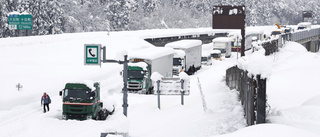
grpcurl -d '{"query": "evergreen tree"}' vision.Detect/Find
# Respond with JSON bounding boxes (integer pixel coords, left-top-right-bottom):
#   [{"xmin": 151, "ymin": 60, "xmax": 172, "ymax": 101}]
[{"xmin": 105, "ymin": 0, "xmax": 137, "ymax": 31}]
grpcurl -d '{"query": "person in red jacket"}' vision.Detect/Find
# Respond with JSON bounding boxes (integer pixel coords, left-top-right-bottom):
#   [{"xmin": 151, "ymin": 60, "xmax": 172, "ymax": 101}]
[{"xmin": 41, "ymin": 92, "xmax": 51, "ymax": 113}]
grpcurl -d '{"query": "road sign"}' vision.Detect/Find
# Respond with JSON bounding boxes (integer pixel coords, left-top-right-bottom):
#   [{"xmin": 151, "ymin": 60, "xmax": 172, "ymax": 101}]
[
  {"xmin": 84, "ymin": 44, "xmax": 101, "ymax": 65},
  {"xmin": 8, "ymin": 13, "xmax": 32, "ymax": 30}
]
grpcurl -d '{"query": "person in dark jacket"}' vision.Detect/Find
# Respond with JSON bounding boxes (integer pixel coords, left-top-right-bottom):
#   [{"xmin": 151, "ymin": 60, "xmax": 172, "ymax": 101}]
[{"xmin": 41, "ymin": 92, "xmax": 51, "ymax": 113}]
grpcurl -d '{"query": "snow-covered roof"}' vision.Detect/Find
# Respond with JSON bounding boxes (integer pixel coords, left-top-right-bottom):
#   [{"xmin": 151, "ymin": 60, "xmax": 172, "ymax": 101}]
[
  {"xmin": 67, "ymin": 80, "xmax": 96, "ymax": 90},
  {"xmin": 202, "ymin": 43, "xmax": 213, "ymax": 50},
  {"xmin": 128, "ymin": 62, "xmax": 148, "ymax": 70},
  {"xmin": 173, "ymin": 50, "xmax": 186, "ymax": 58},
  {"xmin": 202, "ymin": 50, "xmax": 211, "ymax": 56},
  {"xmin": 165, "ymin": 40, "xmax": 202, "ymax": 49},
  {"xmin": 129, "ymin": 47, "xmax": 174, "ymax": 60},
  {"xmin": 298, "ymin": 22, "xmax": 311, "ymax": 26},
  {"xmin": 211, "ymin": 50, "xmax": 221, "ymax": 54},
  {"xmin": 212, "ymin": 37, "xmax": 232, "ymax": 43}
]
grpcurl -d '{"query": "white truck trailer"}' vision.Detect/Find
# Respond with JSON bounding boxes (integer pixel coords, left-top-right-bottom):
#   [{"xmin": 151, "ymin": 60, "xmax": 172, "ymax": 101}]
[
  {"xmin": 212, "ymin": 37, "xmax": 232, "ymax": 58},
  {"xmin": 127, "ymin": 47, "xmax": 174, "ymax": 94},
  {"xmin": 201, "ymin": 43, "xmax": 213, "ymax": 65},
  {"xmin": 165, "ymin": 39, "xmax": 202, "ymax": 75}
]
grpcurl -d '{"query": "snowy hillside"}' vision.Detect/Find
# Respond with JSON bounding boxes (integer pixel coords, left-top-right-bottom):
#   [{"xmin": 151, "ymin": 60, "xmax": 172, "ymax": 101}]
[{"xmin": 0, "ymin": 28, "xmax": 320, "ymax": 137}]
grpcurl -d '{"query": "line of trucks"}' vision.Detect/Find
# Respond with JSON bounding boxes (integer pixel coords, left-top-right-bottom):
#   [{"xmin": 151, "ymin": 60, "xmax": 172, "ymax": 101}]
[
  {"xmin": 58, "ymin": 39, "xmax": 203, "ymax": 120},
  {"xmin": 59, "ymin": 38, "xmax": 235, "ymax": 120},
  {"xmin": 127, "ymin": 40, "xmax": 202, "ymax": 94}
]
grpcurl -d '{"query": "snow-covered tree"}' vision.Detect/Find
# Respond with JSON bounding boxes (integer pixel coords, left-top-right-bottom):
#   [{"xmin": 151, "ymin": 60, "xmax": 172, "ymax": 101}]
[
  {"xmin": 28, "ymin": 0, "xmax": 64, "ymax": 35},
  {"xmin": 142, "ymin": 0, "xmax": 161, "ymax": 16},
  {"xmin": 105, "ymin": 0, "xmax": 138, "ymax": 31}
]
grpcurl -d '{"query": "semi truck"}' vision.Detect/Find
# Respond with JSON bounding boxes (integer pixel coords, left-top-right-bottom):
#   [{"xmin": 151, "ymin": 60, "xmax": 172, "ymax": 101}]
[
  {"xmin": 212, "ymin": 37, "xmax": 232, "ymax": 58},
  {"xmin": 165, "ymin": 40, "xmax": 202, "ymax": 75},
  {"xmin": 59, "ymin": 82, "xmax": 114, "ymax": 120},
  {"xmin": 127, "ymin": 47, "xmax": 174, "ymax": 94}
]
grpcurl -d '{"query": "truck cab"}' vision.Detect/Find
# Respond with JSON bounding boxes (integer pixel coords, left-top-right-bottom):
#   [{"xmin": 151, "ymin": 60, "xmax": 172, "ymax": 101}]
[
  {"xmin": 165, "ymin": 40, "xmax": 202, "ymax": 75},
  {"xmin": 59, "ymin": 82, "xmax": 107, "ymax": 120},
  {"xmin": 212, "ymin": 37, "xmax": 232, "ymax": 58},
  {"xmin": 127, "ymin": 61, "xmax": 153, "ymax": 94},
  {"xmin": 127, "ymin": 47, "xmax": 174, "ymax": 94},
  {"xmin": 172, "ymin": 50, "xmax": 186, "ymax": 75},
  {"xmin": 201, "ymin": 49, "xmax": 212, "ymax": 65},
  {"xmin": 211, "ymin": 50, "xmax": 222, "ymax": 61}
]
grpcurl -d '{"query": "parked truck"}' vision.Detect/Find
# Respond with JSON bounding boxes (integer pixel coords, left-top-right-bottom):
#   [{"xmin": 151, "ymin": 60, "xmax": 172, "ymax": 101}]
[
  {"xmin": 165, "ymin": 40, "xmax": 202, "ymax": 75},
  {"xmin": 201, "ymin": 43, "xmax": 213, "ymax": 65},
  {"xmin": 127, "ymin": 47, "xmax": 174, "ymax": 94},
  {"xmin": 212, "ymin": 37, "xmax": 232, "ymax": 58},
  {"xmin": 59, "ymin": 82, "xmax": 114, "ymax": 120},
  {"xmin": 211, "ymin": 50, "xmax": 222, "ymax": 61}
]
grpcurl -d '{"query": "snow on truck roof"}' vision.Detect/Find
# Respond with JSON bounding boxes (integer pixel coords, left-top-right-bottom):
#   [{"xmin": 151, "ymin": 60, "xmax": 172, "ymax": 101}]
[
  {"xmin": 174, "ymin": 50, "xmax": 186, "ymax": 58},
  {"xmin": 211, "ymin": 50, "xmax": 221, "ymax": 54},
  {"xmin": 128, "ymin": 62, "xmax": 148, "ymax": 70},
  {"xmin": 298, "ymin": 22, "xmax": 311, "ymax": 26},
  {"xmin": 129, "ymin": 47, "xmax": 174, "ymax": 60},
  {"xmin": 165, "ymin": 39, "xmax": 202, "ymax": 49},
  {"xmin": 212, "ymin": 37, "xmax": 232, "ymax": 43},
  {"xmin": 66, "ymin": 80, "xmax": 96, "ymax": 90}
]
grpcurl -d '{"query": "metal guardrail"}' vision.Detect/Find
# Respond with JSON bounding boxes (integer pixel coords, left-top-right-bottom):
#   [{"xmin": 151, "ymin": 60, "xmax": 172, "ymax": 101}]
[
  {"xmin": 260, "ymin": 27, "xmax": 320, "ymax": 55},
  {"xmin": 291, "ymin": 28, "xmax": 320, "ymax": 42}
]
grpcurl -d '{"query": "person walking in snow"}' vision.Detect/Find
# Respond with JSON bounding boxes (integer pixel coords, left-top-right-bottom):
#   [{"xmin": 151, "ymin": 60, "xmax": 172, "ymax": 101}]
[{"xmin": 41, "ymin": 92, "xmax": 51, "ymax": 113}]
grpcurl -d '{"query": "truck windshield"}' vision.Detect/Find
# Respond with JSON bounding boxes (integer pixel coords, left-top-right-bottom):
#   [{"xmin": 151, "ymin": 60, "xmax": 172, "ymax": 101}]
[
  {"xmin": 271, "ymin": 31, "xmax": 281, "ymax": 35},
  {"xmin": 63, "ymin": 89, "xmax": 92, "ymax": 101},
  {"xmin": 201, "ymin": 57, "xmax": 208, "ymax": 62},
  {"xmin": 173, "ymin": 58, "xmax": 182, "ymax": 66},
  {"xmin": 128, "ymin": 70, "xmax": 145, "ymax": 79},
  {"xmin": 211, "ymin": 54, "xmax": 221, "ymax": 58}
]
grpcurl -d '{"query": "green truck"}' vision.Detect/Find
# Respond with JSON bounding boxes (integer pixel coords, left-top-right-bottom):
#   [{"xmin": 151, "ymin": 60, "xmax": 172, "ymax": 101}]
[{"xmin": 59, "ymin": 82, "xmax": 113, "ymax": 120}]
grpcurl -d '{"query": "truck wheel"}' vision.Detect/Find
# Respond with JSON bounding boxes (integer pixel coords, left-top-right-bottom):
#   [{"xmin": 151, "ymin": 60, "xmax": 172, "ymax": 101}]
[
  {"xmin": 148, "ymin": 87, "xmax": 154, "ymax": 94},
  {"xmin": 95, "ymin": 111, "xmax": 101, "ymax": 120},
  {"xmin": 101, "ymin": 110, "xmax": 108, "ymax": 120}
]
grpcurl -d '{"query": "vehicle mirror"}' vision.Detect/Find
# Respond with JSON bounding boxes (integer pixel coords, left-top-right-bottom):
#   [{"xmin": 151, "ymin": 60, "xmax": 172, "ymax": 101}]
[
  {"xmin": 144, "ymin": 71, "xmax": 148, "ymax": 76},
  {"xmin": 59, "ymin": 91, "xmax": 62, "ymax": 96},
  {"xmin": 120, "ymin": 71, "xmax": 123, "ymax": 76}
]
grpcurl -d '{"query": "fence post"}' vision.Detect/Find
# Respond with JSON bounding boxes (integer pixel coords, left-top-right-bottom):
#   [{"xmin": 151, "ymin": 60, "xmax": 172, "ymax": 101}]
[
  {"xmin": 157, "ymin": 80, "xmax": 161, "ymax": 109},
  {"xmin": 181, "ymin": 79, "xmax": 184, "ymax": 105},
  {"xmin": 256, "ymin": 75, "xmax": 266, "ymax": 124}
]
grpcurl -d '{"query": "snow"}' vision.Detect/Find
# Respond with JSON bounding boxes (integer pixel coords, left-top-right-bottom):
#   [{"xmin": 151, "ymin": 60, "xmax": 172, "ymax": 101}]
[
  {"xmin": 302, "ymin": 95, "xmax": 320, "ymax": 107},
  {"xmin": 298, "ymin": 22, "xmax": 312, "ymax": 27},
  {"xmin": 165, "ymin": 39, "xmax": 202, "ymax": 49},
  {"xmin": 1, "ymin": 27, "xmax": 320, "ymax": 137},
  {"xmin": 214, "ymin": 124, "xmax": 318, "ymax": 137},
  {"xmin": 211, "ymin": 50, "xmax": 222, "ymax": 54},
  {"xmin": 128, "ymin": 47, "xmax": 174, "ymax": 60},
  {"xmin": 202, "ymin": 43, "xmax": 213, "ymax": 56},
  {"xmin": 212, "ymin": 37, "xmax": 232, "ymax": 43},
  {"xmin": 174, "ymin": 50, "xmax": 186, "ymax": 58},
  {"xmin": 128, "ymin": 62, "xmax": 148, "ymax": 70},
  {"xmin": 8, "ymin": 11, "xmax": 20, "ymax": 15}
]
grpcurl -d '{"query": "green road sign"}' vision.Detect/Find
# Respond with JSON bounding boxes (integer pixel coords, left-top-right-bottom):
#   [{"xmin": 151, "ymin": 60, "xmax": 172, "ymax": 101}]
[
  {"xmin": 84, "ymin": 44, "xmax": 101, "ymax": 65},
  {"xmin": 8, "ymin": 14, "xmax": 32, "ymax": 30}
]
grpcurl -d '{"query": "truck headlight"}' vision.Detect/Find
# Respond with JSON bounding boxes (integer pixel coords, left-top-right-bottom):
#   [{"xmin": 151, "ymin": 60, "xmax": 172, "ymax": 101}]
[
  {"xmin": 87, "ymin": 116, "xmax": 92, "ymax": 120},
  {"xmin": 62, "ymin": 115, "xmax": 66, "ymax": 120}
]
